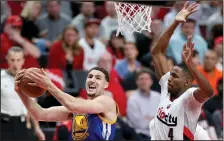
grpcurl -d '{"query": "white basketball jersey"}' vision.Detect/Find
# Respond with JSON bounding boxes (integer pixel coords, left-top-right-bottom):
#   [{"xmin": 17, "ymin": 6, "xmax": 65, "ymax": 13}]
[{"xmin": 150, "ymin": 72, "xmax": 203, "ymax": 140}]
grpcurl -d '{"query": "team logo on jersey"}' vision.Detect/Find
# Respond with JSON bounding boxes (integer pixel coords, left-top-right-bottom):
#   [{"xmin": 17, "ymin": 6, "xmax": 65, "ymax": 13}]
[
  {"xmin": 72, "ymin": 114, "xmax": 89, "ymax": 140},
  {"xmin": 157, "ymin": 107, "xmax": 177, "ymax": 126}
]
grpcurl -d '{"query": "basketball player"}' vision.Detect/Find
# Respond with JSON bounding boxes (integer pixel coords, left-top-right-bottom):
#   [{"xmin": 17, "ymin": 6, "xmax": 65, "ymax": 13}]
[
  {"xmin": 14, "ymin": 67, "xmax": 118, "ymax": 140},
  {"xmin": 149, "ymin": 1, "xmax": 213, "ymax": 140}
]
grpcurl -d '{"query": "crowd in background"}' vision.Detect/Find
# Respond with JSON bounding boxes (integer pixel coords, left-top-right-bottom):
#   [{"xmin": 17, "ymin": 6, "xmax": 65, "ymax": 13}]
[{"xmin": 1, "ymin": 0, "xmax": 223, "ymax": 140}]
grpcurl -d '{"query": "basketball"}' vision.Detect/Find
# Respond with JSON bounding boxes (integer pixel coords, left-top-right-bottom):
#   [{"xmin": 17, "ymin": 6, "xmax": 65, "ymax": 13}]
[{"xmin": 19, "ymin": 68, "xmax": 46, "ymax": 98}]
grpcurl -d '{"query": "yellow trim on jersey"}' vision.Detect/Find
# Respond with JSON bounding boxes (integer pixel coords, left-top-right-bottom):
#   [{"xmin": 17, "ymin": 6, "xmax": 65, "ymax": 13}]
[{"xmin": 98, "ymin": 102, "xmax": 119, "ymax": 124}]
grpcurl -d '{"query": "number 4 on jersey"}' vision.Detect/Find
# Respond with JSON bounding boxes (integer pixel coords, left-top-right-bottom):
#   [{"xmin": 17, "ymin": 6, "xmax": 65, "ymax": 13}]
[{"xmin": 168, "ymin": 128, "xmax": 174, "ymax": 140}]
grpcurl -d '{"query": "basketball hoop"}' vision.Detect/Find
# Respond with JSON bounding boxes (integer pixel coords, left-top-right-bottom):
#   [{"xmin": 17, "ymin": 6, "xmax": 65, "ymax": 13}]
[{"xmin": 114, "ymin": 2, "xmax": 152, "ymax": 36}]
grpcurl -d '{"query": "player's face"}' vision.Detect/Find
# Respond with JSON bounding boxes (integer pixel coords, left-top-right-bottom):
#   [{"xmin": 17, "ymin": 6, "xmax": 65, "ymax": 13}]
[
  {"xmin": 85, "ymin": 70, "xmax": 108, "ymax": 97},
  {"xmin": 7, "ymin": 51, "xmax": 25, "ymax": 75},
  {"xmin": 167, "ymin": 66, "xmax": 186, "ymax": 95}
]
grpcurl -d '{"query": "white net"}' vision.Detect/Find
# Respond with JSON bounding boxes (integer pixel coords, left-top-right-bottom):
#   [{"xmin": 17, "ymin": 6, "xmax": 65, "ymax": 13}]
[{"xmin": 114, "ymin": 2, "xmax": 152, "ymax": 36}]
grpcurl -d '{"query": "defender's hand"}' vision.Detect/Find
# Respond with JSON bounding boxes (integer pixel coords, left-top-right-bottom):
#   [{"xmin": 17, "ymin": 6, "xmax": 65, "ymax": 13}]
[
  {"xmin": 175, "ymin": 1, "xmax": 200, "ymax": 23},
  {"xmin": 182, "ymin": 36, "xmax": 195, "ymax": 64}
]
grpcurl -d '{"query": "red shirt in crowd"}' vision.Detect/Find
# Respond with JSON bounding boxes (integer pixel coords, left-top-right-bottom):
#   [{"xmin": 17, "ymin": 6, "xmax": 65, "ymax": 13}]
[
  {"xmin": 7, "ymin": 1, "xmax": 25, "ymax": 16},
  {"xmin": 79, "ymin": 69, "xmax": 127, "ymax": 116},
  {"xmin": 107, "ymin": 47, "xmax": 124, "ymax": 67},
  {"xmin": 193, "ymin": 65, "xmax": 222, "ymax": 95},
  {"xmin": 48, "ymin": 40, "xmax": 84, "ymax": 70},
  {"xmin": 0, "ymin": 33, "xmax": 40, "ymax": 69}
]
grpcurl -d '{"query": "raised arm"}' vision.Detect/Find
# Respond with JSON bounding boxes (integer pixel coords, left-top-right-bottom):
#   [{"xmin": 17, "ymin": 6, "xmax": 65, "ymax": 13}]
[
  {"xmin": 150, "ymin": 1, "xmax": 199, "ymax": 80},
  {"xmin": 6, "ymin": 25, "xmax": 41, "ymax": 58},
  {"xmin": 15, "ymin": 70, "xmax": 72, "ymax": 122},
  {"xmin": 182, "ymin": 36, "xmax": 213, "ymax": 103},
  {"xmin": 26, "ymin": 69, "xmax": 116, "ymax": 115}
]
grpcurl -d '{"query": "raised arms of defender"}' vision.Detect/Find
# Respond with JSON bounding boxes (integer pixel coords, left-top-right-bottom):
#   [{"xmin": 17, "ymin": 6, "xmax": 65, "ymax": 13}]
[{"xmin": 150, "ymin": 2, "xmax": 199, "ymax": 80}]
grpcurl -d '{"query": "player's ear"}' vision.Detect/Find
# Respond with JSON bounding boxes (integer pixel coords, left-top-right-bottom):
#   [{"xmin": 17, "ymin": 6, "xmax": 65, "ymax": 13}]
[
  {"xmin": 104, "ymin": 81, "xmax": 109, "ymax": 89},
  {"xmin": 185, "ymin": 79, "xmax": 190, "ymax": 87}
]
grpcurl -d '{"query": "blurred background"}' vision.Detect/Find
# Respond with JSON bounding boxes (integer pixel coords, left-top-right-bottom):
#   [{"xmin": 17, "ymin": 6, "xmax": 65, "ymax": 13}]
[{"xmin": 1, "ymin": 0, "xmax": 223, "ymax": 140}]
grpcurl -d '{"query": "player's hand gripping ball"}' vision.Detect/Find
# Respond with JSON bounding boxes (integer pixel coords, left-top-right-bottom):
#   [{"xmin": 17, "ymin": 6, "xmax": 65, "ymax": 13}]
[{"xmin": 19, "ymin": 68, "xmax": 46, "ymax": 98}]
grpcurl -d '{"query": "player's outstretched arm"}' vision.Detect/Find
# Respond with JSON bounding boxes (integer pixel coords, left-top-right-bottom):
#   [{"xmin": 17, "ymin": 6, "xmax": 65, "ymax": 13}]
[
  {"xmin": 150, "ymin": 1, "xmax": 199, "ymax": 80},
  {"xmin": 15, "ymin": 70, "xmax": 72, "ymax": 122},
  {"xmin": 26, "ymin": 69, "xmax": 115, "ymax": 115},
  {"xmin": 182, "ymin": 36, "xmax": 213, "ymax": 103}
]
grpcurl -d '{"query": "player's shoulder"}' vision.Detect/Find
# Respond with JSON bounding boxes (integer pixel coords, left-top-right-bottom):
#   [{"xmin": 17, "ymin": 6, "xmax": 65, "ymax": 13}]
[
  {"xmin": 159, "ymin": 71, "xmax": 170, "ymax": 85},
  {"xmin": 96, "ymin": 95, "xmax": 115, "ymax": 104},
  {"xmin": 184, "ymin": 87, "xmax": 198, "ymax": 95},
  {"xmin": 179, "ymin": 87, "xmax": 198, "ymax": 101}
]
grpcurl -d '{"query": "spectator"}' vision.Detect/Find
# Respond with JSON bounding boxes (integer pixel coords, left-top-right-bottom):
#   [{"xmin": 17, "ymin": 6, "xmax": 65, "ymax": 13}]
[
  {"xmin": 48, "ymin": 25, "xmax": 84, "ymax": 70},
  {"xmin": 100, "ymin": 1, "xmax": 135, "ymax": 44},
  {"xmin": 213, "ymin": 36, "xmax": 223, "ymax": 71},
  {"xmin": 35, "ymin": 0, "xmax": 71, "ymax": 41},
  {"xmin": 199, "ymin": 1, "xmax": 221, "ymax": 24},
  {"xmin": 1, "ymin": 47, "xmax": 45, "ymax": 140},
  {"xmin": 1, "ymin": 1, "xmax": 11, "ymax": 33},
  {"xmin": 40, "ymin": 0, "xmax": 73, "ymax": 19},
  {"xmin": 20, "ymin": 1, "xmax": 51, "ymax": 54},
  {"xmin": 203, "ymin": 78, "xmax": 223, "ymax": 116},
  {"xmin": 0, "ymin": 15, "xmax": 41, "ymax": 69},
  {"xmin": 7, "ymin": 1, "xmax": 25, "ymax": 16},
  {"xmin": 163, "ymin": 1, "xmax": 201, "ymax": 35},
  {"xmin": 167, "ymin": 18, "xmax": 208, "ymax": 64},
  {"xmin": 127, "ymin": 69, "xmax": 160, "ymax": 139},
  {"xmin": 78, "ymin": 18, "xmax": 106, "ymax": 71},
  {"xmin": 80, "ymin": 52, "xmax": 127, "ymax": 116},
  {"xmin": 193, "ymin": 50, "xmax": 222, "ymax": 95},
  {"xmin": 192, "ymin": 50, "xmax": 201, "ymax": 66},
  {"xmin": 20, "ymin": 1, "xmax": 41, "ymax": 41},
  {"xmin": 71, "ymin": 2, "xmax": 95, "ymax": 38},
  {"xmin": 115, "ymin": 42, "xmax": 141, "ymax": 79},
  {"xmin": 135, "ymin": 19, "xmax": 163, "ymax": 60},
  {"xmin": 206, "ymin": 5, "xmax": 223, "ymax": 40},
  {"xmin": 203, "ymin": 78, "xmax": 223, "ymax": 138},
  {"xmin": 107, "ymin": 30, "xmax": 125, "ymax": 67}
]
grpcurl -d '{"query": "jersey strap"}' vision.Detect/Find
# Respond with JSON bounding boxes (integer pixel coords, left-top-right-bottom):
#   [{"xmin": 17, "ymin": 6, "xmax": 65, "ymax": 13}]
[
  {"xmin": 98, "ymin": 102, "xmax": 119, "ymax": 124},
  {"xmin": 183, "ymin": 126, "xmax": 194, "ymax": 140}
]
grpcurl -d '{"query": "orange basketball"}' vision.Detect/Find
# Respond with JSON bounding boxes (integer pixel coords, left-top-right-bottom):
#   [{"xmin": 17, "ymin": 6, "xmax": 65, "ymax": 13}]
[{"xmin": 19, "ymin": 68, "xmax": 46, "ymax": 98}]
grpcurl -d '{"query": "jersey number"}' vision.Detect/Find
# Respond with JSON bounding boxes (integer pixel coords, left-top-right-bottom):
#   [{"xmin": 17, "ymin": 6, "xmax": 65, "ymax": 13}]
[{"xmin": 168, "ymin": 128, "xmax": 174, "ymax": 140}]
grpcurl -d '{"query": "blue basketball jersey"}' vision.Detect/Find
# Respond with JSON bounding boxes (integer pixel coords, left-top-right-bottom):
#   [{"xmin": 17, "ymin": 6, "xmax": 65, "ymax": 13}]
[{"xmin": 70, "ymin": 107, "xmax": 118, "ymax": 141}]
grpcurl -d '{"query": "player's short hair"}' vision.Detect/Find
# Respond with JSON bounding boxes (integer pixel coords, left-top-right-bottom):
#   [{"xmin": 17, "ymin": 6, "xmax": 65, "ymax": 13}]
[
  {"xmin": 181, "ymin": 18, "xmax": 196, "ymax": 27},
  {"xmin": 136, "ymin": 68, "xmax": 154, "ymax": 79},
  {"xmin": 176, "ymin": 62, "xmax": 194, "ymax": 80},
  {"xmin": 7, "ymin": 46, "xmax": 25, "ymax": 57},
  {"xmin": 89, "ymin": 67, "xmax": 109, "ymax": 82}
]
